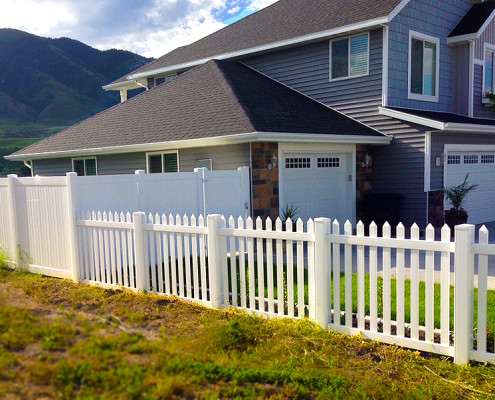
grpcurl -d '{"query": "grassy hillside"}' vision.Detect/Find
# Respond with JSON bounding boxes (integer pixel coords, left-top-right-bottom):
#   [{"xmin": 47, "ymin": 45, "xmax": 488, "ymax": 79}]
[{"xmin": 0, "ymin": 28, "xmax": 152, "ymax": 175}]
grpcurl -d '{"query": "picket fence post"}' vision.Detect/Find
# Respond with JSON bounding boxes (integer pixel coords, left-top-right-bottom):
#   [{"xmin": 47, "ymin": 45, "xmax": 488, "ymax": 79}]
[
  {"xmin": 194, "ymin": 167, "xmax": 207, "ymax": 217},
  {"xmin": 6, "ymin": 174, "xmax": 20, "ymax": 265},
  {"xmin": 66, "ymin": 172, "xmax": 81, "ymax": 283},
  {"xmin": 454, "ymin": 224, "xmax": 475, "ymax": 365},
  {"xmin": 313, "ymin": 217, "xmax": 332, "ymax": 328},
  {"xmin": 207, "ymin": 214, "xmax": 226, "ymax": 308},
  {"xmin": 133, "ymin": 211, "xmax": 148, "ymax": 292}
]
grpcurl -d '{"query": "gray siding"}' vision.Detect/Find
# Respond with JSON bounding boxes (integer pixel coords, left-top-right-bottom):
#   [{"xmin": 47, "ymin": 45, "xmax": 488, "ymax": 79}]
[
  {"xmin": 475, "ymin": 17, "xmax": 495, "ymax": 60},
  {"xmin": 430, "ymin": 132, "xmax": 495, "ymax": 190},
  {"xmin": 473, "ymin": 64, "xmax": 495, "ymax": 119},
  {"xmin": 33, "ymin": 158, "xmax": 72, "ymax": 176},
  {"xmin": 388, "ymin": 0, "xmax": 471, "ymax": 111},
  {"xmin": 97, "ymin": 153, "xmax": 146, "ymax": 175},
  {"xmin": 242, "ymin": 28, "xmax": 383, "ymax": 107},
  {"xmin": 179, "ymin": 144, "xmax": 250, "ymax": 171},
  {"xmin": 32, "ymin": 144, "xmax": 250, "ymax": 176},
  {"xmin": 452, "ymin": 44, "xmax": 470, "ymax": 116}
]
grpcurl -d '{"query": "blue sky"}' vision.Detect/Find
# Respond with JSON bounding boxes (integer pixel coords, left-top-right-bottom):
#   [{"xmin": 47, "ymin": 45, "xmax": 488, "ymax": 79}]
[{"xmin": 0, "ymin": 0, "xmax": 277, "ymax": 58}]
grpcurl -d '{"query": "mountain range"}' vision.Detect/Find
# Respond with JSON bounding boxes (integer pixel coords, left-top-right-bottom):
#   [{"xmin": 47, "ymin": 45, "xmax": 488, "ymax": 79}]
[{"xmin": 0, "ymin": 28, "xmax": 151, "ymax": 138}]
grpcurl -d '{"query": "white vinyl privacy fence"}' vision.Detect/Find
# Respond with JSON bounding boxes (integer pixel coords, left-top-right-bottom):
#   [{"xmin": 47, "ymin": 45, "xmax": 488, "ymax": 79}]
[{"xmin": 0, "ymin": 173, "xmax": 493, "ymax": 365}]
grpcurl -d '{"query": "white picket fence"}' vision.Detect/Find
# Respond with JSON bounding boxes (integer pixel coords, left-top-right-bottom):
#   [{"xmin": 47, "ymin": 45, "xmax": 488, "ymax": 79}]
[{"xmin": 0, "ymin": 175, "xmax": 493, "ymax": 365}]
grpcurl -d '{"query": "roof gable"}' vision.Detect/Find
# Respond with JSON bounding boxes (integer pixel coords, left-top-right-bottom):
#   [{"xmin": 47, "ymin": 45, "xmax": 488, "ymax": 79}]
[{"xmin": 448, "ymin": 0, "xmax": 495, "ymax": 42}]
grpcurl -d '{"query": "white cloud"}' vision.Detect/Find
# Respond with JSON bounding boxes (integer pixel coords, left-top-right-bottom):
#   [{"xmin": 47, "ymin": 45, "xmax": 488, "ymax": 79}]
[{"xmin": 0, "ymin": 0, "xmax": 279, "ymax": 58}]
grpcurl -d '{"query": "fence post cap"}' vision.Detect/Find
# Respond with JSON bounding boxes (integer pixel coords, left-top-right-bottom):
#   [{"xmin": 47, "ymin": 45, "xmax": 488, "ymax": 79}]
[
  {"xmin": 7, "ymin": 174, "xmax": 18, "ymax": 178},
  {"xmin": 134, "ymin": 169, "xmax": 145, "ymax": 175}
]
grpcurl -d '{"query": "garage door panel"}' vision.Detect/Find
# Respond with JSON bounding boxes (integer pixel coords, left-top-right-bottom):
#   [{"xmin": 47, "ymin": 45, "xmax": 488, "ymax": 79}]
[
  {"xmin": 283, "ymin": 153, "xmax": 351, "ymax": 223},
  {"xmin": 445, "ymin": 150, "xmax": 495, "ymax": 224}
]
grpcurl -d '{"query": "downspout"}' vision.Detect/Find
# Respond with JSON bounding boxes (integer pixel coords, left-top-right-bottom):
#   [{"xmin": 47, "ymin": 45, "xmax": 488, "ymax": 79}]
[{"xmin": 23, "ymin": 160, "xmax": 33, "ymax": 177}]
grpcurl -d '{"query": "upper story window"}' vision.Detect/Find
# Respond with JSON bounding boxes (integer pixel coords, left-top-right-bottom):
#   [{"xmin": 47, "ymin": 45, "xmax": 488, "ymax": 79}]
[
  {"xmin": 408, "ymin": 31, "xmax": 439, "ymax": 102},
  {"xmin": 147, "ymin": 74, "xmax": 177, "ymax": 89},
  {"xmin": 484, "ymin": 45, "xmax": 495, "ymax": 97},
  {"xmin": 73, "ymin": 157, "xmax": 97, "ymax": 176},
  {"xmin": 330, "ymin": 33, "xmax": 369, "ymax": 81},
  {"xmin": 147, "ymin": 151, "xmax": 179, "ymax": 173}
]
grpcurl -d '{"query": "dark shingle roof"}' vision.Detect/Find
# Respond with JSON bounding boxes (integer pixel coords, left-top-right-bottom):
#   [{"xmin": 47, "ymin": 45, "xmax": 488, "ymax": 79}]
[
  {"xmin": 387, "ymin": 107, "xmax": 495, "ymax": 126},
  {"xmin": 12, "ymin": 60, "xmax": 383, "ymax": 157},
  {"xmin": 449, "ymin": 0, "xmax": 495, "ymax": 38},
  {"xmin": 109, "ymin": 0, "xmax": 403, "ymax": 85}
]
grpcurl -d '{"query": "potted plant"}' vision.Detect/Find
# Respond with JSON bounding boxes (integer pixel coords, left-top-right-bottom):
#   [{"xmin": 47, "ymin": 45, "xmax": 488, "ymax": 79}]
[{"xmin": 444, "ymin": 174, "xmax": 478, "ymax": 230}]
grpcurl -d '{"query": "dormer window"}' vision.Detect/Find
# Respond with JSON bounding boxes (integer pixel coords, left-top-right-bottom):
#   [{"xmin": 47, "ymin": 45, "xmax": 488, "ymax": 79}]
[
  {"xmin": 484, "ymin": 46, "xmax": 495, "ymax": 97},
  {"xmin": 330, "ymin": 33, "xmax": 369, "ymax": 81},
  {"xmin": 408, "ymin": 31, "xmax": 439, "ymax": 102}
]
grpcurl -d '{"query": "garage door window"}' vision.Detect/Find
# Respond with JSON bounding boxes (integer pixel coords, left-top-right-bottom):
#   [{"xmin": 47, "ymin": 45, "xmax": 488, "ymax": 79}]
[
  {"xmin": 464, "ymin": 155, "xmax": 479, "ymax": 164},
  {"xmin": 285, "ymin": 158, "xmax": 310, "ymax": 168},
  {"xmin": 481, "ymin": 154, "xmax": 494, "ymax": 164},
  {"xmin": 317, "ymin": 157, "xmax": 340, "ymax": 168},
  {"xmin": 447, "ymin": 155, "xmax": 460, "ymax": 165}
]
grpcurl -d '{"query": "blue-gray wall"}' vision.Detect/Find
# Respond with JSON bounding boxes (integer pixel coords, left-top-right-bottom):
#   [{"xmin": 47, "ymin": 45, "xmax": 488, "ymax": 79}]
[{"xmin": 388, "ymin": 0, "xmax": 471, "ymax": 111}]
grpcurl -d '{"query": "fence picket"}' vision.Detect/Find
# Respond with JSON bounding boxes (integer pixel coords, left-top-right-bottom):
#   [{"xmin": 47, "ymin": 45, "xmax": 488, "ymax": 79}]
[
  {"xmin": 383, "ymin": 222, "xmax": 391, "ymax": 335},
  {"xmin": 296, "ymin": 219, "xmax": 305, "ymax": 317},
  {"xmin": 247, "ymin": 217, "xmax": 256, "ymax": 310},
  {"xmin": 440, "ymin": 224, "xmax": 451, "ymax": 346},
  {"xmin": 369, "ymin": 222, "xmax": 378, "ymax": 332},
  {"xmin": 126, "ymin": 212, "xmax": 134, "ymax": 288},
  {"xmin": 275, "ymin": 218, "xmax": 284, "ymax": 315},
  {"xmin": 108, "ymin": 212, "xmax": 116, "ymax": 285},
  {"xmin": 199, "ymin": 215, "xmax": 207, "ymax": 301},
  {"xmin": 266, "ymin": 217, "xmax": 274, "ymax": 314},
  {"xmin": 344, "ymin": 220, "xmax": 353, "ymax": 327},
  {"xmin": 176, "ymin": 214, "xmax": 185, "ymax": 297},
  {"xmin": 148, "ymin": 213, "xmax": 157, "ymax": 292},
  {"xmin": 238, "ymin": 216, "xmax": 247, "ymax": 308},
  {"xmin": 411, "ymin": 223, "xmax": 420, "ymax": 340},
  {"xmin": 229, "ymin": 216, "xmax": 237, "ymax": 307},
  {"xmin": 184, "ymin": 215, "xmax": 192, "ymax": 299},
  {"xmin": 169, "ymin": 214, "xmax": 177, "ymax": 296},
  {"xmin": 256, "ymin": 217, "xmax": 265, "ymax": 312},
  {"xmin": 357, "ymin": 221, "xmax": 365, "ymax": 330},
  {"xmin": 162, "ymin": 213, "xmax": 171, "ymax": 294},
  {"xmin": 332, "ymin": 220, "xmax": 341, "ymax": 325},
  {"xmin": 425, "ymin": 224, "xmax": 435, "ymax": 342},
  {"xmin": 307, "ymin": 219, "xmax": 315, "ymax": 320},
  {"xmin": 396, "ymin": 223, "xmax": 405, "ymax": 338},
  {"xmin": 286, "ymin": 218, "xmax": 295, "ymax": 317},
  {"xmin": 191, "ymin": 215, "xmax": 199, "ymax": 300},
  {"xmin": 103, "ymin": 212, "xmax": 111, "ymax": 285},
  {"xmin": 155, "ymin": 213, "xmax": 164, "ymax": 293},
  {"xmin": 96, "ymin": 212, "xmax": 103, "ymax": 282},
  {"xmin": 478, "ymin": 226, "xmax": 489, "ymax": 353}
]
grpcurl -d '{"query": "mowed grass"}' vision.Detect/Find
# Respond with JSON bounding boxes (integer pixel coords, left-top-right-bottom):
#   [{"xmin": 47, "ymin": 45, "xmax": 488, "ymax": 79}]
[{"xmin": 1, "ymin": 266, "xmax": 495, "ymax": 399}]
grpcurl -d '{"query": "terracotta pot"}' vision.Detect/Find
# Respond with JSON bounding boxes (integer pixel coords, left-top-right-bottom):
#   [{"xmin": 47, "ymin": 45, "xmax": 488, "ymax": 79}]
[{"xmin": 444, "ymin": 213, "xmax": 468, "ymax": 231}]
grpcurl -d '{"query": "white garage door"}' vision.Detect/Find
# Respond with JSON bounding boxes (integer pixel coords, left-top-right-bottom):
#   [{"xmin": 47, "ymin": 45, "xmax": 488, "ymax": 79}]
[
  {"xmin": 282, "ymin": 153, "xmax": 351, "ymax": 223},
  {"xmin": 445, "ymin": 151, "xmax": 495, "ymax": 224}
]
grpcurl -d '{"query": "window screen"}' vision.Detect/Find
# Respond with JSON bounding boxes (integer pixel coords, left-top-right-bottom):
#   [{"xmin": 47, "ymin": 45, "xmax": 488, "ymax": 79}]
[
  {"xmin": 331, "ymin": 38, "xmax": 349, "ymax": 79},
  {"xmin": 149, "ymin": 155, "xmax": 162, "ymax": 173},
  {"xmin": 331, "ymin": 34, "xmax": 369, "ymax": 80},
  {"xmin": 85, "ymin": 158, "xmax": 97, "ymax": 176},
  {"xmin": 163, "ymin": 153, "xmax": 178, "ymax": 173},
  {"xmin": 73, "ymin": 160, "xmax": 85, "ymax": 176}
]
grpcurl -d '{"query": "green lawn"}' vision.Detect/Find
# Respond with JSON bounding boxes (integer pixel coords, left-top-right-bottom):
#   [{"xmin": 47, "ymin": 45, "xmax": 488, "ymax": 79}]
[{"xmin": 1, "ymin": 265, "xmax": 495, "ymax": 399}]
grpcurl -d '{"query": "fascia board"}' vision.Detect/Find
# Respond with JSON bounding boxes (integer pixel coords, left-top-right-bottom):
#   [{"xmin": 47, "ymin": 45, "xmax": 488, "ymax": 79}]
[{"xmin": 378, "ymin": 107, "xmax": 446, "ymax": 130}]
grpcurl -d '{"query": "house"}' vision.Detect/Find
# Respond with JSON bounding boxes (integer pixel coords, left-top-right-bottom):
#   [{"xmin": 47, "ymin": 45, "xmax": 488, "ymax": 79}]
[{"xmin": 7, "ymin": 0, "xmax": 495, "ymax": 227}]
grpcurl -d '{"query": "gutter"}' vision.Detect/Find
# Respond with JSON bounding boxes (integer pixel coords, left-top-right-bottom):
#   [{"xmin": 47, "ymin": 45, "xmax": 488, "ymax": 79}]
[
  {"xmin": 6, "ymin": 132, "xmax": 391, "ymax": 161},
  {"xmin": 378, "ymin": 106, "xmax": 495, "ymax": 133}
]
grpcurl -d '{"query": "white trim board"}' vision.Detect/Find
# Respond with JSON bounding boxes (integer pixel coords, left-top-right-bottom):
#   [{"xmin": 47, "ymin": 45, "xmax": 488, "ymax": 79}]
[
  {"xmin": 424, "ymin": 131, "xmax": 431, "ymax": 192},
  {"xmin": 378, "ymin": 107, "xmax": 495, "ymax": 133},
  {"xmin": 8, "ymin": 132, "xmax": 391, "ymax": 161}
]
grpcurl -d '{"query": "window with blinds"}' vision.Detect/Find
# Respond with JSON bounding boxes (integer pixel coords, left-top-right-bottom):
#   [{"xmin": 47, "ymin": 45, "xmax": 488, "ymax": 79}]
[
  {"xmin": 409, "ymin": 31, "xmax": 439, "ymax": 101},
  {"xmin": 147, "ymin": 152, "xmax": 178, "ymax": 173},
  {"xmin": 330, "ymin": 33, "xmax": 369, "ymax": 80},
  {"xmin": 73, "ymin": 158, "xmax": 97, "ymax": 176}
]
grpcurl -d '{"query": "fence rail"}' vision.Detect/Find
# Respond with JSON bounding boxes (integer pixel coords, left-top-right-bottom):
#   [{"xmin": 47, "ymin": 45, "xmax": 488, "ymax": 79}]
[{"xmin": 0, "ymin": 176, "xmax": 494, "ymax": 365}]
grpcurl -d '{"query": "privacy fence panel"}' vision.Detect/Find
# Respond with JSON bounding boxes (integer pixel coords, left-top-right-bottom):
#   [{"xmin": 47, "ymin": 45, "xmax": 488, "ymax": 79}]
[{"xmin": 0, "ymin": 181, "xmax": 12, "ymax": 254}]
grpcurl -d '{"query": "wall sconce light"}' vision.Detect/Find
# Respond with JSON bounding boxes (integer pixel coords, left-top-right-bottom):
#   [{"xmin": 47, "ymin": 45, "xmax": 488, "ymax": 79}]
[{"xmin": 272, "ymin": 154, "xmax": 278, "ymax": 168}]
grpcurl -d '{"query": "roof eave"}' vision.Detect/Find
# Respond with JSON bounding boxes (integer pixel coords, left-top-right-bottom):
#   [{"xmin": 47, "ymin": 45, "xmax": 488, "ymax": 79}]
[
  {"xmin": 6, "ymin": 132, "xmax": 390, "ymax": 161},
  {"xmin": 102, "ymin": 80, "xmax": 142, "ymax": 91},
  {"xmin": 447, "ymin": 8, "xmax": 495, "ymax": 45},
  {"xmin": 127, "ymin": 16, "xmax": 390, "ymax": 81}
]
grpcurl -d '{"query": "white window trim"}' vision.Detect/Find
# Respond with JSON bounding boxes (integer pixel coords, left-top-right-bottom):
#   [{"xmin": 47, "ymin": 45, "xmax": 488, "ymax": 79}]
[
  {"xmin": 72, "ymin": 157, "xmax": 98, "ymax": 176},
  {"xmin": 407, "ymin": 30, "xmax": 440, "ymax": 103},
  {"xmin": 146, "ymin": 150, "xmax": 179, "ymax": 173},
  {"xmin": 329, "ymin": 31, "xmax": 370, "ymax": 82},
  {"xmin": 482, "ymin": 42, "xmax": 495, "ymax": 102},
  {"xmin": 154, "ymin": 73, "xmax": 177, "ymax": 86}
]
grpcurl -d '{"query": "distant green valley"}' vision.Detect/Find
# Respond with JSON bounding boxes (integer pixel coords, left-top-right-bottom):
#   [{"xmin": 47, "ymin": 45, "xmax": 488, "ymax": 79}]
[{"xmin": 0, "ymin": 28, "xmax": 151, "ymax": 175}]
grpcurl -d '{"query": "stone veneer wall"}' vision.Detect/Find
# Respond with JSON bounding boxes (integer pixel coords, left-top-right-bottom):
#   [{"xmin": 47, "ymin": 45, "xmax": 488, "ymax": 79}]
[
  {"xmin": 251, "ymin": 143, "xmax": 279, "ymax": 220},
  {"xmin": 356, "ymin": 145, "xmax": 373, "ymax": 222},
  {"xmin": 428, "ymin": 190, "xmax": 444, "ymax": 228}
]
